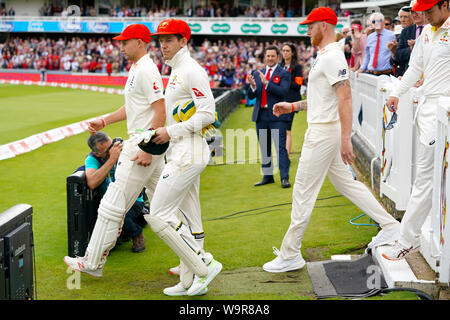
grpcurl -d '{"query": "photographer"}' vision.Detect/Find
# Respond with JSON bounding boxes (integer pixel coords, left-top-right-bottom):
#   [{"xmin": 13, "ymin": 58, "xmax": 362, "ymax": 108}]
[{"xmin": 85, "ymin": 131, "xmax": 146, "ymax": 253}]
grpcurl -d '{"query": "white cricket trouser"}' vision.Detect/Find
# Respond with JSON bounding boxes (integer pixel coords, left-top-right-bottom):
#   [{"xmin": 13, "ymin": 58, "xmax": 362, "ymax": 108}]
[
  {"xmin": 149, "ymin": 137, "xmax": 211, "ymax": 281},
  {"xmin": 399, "ymin": 98, "xmax": 437, "ymax": 247},
  {"xmin": 280, "ymin": 121, "xmax": 399, "ymax": 260},
  {"xmin": 84, "ymin": 135, "xmax": 164, "ymax": 269},
  {"xmin": 150, "ymin": 140, "xmax": 209, "ymax": 233}
]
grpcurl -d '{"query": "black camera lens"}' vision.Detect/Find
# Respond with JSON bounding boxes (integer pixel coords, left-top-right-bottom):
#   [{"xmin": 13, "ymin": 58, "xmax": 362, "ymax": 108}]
[{"xmin": 107, "ymin": 137, "xmax": 123, "ymax": 153}]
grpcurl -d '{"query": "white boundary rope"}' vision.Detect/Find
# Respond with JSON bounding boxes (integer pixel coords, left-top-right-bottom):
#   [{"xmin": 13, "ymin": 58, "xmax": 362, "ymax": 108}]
[{"xmin": 0, "ymin": 80, "xmax": 118, "ymax": 161}]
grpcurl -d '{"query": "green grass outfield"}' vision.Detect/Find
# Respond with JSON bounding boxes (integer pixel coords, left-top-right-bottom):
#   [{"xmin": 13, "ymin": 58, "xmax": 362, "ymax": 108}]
[{"xmin": 0, "ymin": 84, "xmax": 418, "ymax": 300}]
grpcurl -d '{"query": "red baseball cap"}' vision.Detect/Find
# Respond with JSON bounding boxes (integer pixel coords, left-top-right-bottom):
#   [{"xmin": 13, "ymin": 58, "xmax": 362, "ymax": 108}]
[
  {"xmin": 152, "ymin": 19, "xmax": 191, "ymax": 41},
  {"xmin": 112, "ymin": 24, "xmax": 151, "ymax": 43},
  {"xmin": 299, "ymin": 7, "xmax": 338, "ymax": 26},
  {"xmin": 412, "ymin": 0, "xmax": 440, "ymax": 11}
]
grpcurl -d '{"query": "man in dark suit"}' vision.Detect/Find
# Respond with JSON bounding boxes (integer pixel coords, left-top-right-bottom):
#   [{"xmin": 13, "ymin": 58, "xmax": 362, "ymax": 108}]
[
  {"xmin": 392, "ymin": 2, "xmax": 426, "ymax": 77},
  {"xmin": 248, "ymin": 45, "xmax": 291, "ymax": 188}
]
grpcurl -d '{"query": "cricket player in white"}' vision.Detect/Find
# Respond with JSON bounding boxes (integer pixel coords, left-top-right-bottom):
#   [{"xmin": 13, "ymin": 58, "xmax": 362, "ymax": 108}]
[
  {"xmin": 64, "ymin": 24, "xmax": 166, "ymax": 277},
  {"xmin": 144, "ymin": 19, "xmax": 222, "ymax": 296},
  {"xmin": 262, "ymin": 8, "xmax": 400, "ymax": 273},
  {"xmin": 383, "ymin": 0, "xmax": 450, "ymax": 260}
]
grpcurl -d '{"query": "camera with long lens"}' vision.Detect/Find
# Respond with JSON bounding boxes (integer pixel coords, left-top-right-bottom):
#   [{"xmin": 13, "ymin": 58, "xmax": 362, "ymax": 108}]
[{"xmin": 107, "ymin": 137, "xmax": 123, "ymax": 153}]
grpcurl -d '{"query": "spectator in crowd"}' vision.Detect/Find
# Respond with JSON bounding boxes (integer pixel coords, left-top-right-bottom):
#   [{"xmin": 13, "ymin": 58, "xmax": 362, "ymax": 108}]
[
  {"xmin": 341, "ymin": 27, "xmax": 353, "ymax": 64},
  {"xmin": 398, "ymin": 5, "xmax": 415, "ymax": 28},
  {"xmin": 357, "ymin": 12, "xmax": 396, "ymax": 76},
  {"xmin": 349, "ymin": 19, "xmax": 370, "ymax": 71},
  {"xmin": 384, "ymin": 16, "xmax": 394, "ymax": 30},
  {"xmin": 392, "ymin": 0, "xmax": 427, "ymax": 77},
  {"xmin": 247, "ymin": 45, "xmax": 291, "ymax": 188},
  {"xmin": 85, "ymin": 132, "xmax": 147, "ymax": 253},
  {"xmin": 280, "ymin": 42, "xmax": 303, "ymax": 156}
]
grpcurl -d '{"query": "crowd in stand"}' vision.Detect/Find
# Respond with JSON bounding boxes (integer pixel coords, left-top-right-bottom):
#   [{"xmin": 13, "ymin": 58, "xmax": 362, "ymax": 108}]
[
  {"xmin": 30, "ymin": 2, "xmax": 352, "ymax": 18},
  {"xmin": 336, "ymin": 4, "xmax": 426, "ymax": 79},
  {"xmin": 1, "ymin": 4, "xmax": 422, "ymax": 88},
  {"xmin": 0, "ymin": 35, "xmax": 316, "ymax": 89}
]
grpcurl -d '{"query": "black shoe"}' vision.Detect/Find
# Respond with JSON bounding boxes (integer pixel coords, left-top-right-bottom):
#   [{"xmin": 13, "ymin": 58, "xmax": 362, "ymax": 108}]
[
  {"xmin": 281, "ymin": 178, "xmax": 291, "ymax": 188},
  {"xmin": 254, "ymin": 176, "xmax": 275, "ymax": 186}
]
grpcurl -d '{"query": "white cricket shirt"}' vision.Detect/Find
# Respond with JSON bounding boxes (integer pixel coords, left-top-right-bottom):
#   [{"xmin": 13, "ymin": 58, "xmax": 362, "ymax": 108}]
[
  {"xmin": 124, "ymin": 54, "xmax": 164, "ymax": 135},
  {"xmin": 391, "ymin": 16, "xmax": 450, "ymax": 145},
  {"xmin": 306, "ymin": 41, "xmax": 349, "ymax": 124},
  {"xmin": 164, "ymin": 46, "xmax": 216, "ymax": 164},
  {"xmin": 391, "ymin": 16, "xmax": 450, "ymax": 99}
]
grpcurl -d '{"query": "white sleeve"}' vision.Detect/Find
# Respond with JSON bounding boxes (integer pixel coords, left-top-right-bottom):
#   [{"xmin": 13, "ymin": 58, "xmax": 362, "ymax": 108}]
[
  {"xmin": 390, "ymin": 30, "xmax": 425, "ymax": 98},
  {"xmin": 138, "ymin": 64, "xmax": 165, "ymax": 105},
  {"xmin": 166, "ymin": 67, "xmax": 215, "ymax": 138},
  {"xmin": 323, "ymin": 52, "xmax": 349, "ymax": 86}
]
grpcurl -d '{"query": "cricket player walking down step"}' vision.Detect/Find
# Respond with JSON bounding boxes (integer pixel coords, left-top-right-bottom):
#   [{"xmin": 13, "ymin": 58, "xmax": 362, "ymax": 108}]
[
  {"xmin": 382, "ymin": 0, "xmax": 450, "ymax": 261},
  {"xmin": 262, "ymin": 8, "xmax": 401, "ymax": 273},
  {"xmin": 146, "ymin": 19, "xmax": 222, "ymax": 296},
  {"xmin": 64, "ymin": 24, "xmax": 166, "ymax": 277}
]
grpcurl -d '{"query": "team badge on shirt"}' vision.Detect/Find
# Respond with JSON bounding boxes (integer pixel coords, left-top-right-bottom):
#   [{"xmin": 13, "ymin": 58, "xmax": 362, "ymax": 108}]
[
  {"xmin": 153, "ymin": 82, "xmax": 161, "ymax": 94},
  {"xmin": 192, "ymin": 88, "xmax": 206, "ymax": 99},
  {"xmin": 338, "ymin": 69, "xmax": 347, "ymax": 77},
  {"xmin": 440, "ymin": 31, "xmax": 449, "ymax": 44}
]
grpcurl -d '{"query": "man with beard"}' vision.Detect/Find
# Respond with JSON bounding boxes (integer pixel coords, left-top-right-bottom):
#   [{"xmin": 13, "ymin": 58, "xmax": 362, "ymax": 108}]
[{"xmin": 262, "ymin": 7, "xmax": 400, "ymax": 273}]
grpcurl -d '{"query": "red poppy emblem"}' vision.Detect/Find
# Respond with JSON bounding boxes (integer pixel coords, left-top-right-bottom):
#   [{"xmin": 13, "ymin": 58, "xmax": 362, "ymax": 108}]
[{"xmin": 273, "ymin": 75, "xmax": 280, "ymax": 84}]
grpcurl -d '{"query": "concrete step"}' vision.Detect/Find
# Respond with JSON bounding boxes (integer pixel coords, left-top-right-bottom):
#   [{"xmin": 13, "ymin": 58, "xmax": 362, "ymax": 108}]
[{"xmin": 372, "ymin": 245, "xmax": 440, "ymax": 297}]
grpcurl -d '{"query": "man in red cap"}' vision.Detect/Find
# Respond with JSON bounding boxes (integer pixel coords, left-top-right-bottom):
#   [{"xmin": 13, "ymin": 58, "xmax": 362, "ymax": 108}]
[
  {"xmin": 143, "ymin": 19, "xmax": 223, "ymax": 296},
  {"xmin": 383, "ymin": 0, "xmax": 450, "ymax": 261},
  {"xmin": 64, "ymin": 24, "xmax": 167, "ymax": 277},
  {"xmin": 262, "ymin": 7, "xmax": 400, "ymax": 273}
]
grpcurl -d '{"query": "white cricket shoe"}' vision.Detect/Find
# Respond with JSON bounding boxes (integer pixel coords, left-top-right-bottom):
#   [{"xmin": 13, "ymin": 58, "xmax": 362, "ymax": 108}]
[
  {"xmin": 187, "ymin": 259, "xmax": 222, "ymax": 296},
  {"xmin": 163, "ymin": 282, "xmax": 207, "ymax": 296},
  {"xmin": 169, "ymin": 265, "xmax": 180, "ymax": 276},
  {"xmin": 381, "ymin": 241, "xmax": 420, "ymax": 261},
  {"xmin": 262, "ymin": 247, "xmax": 306, "ymax": 273},
  {"xmin": 64, "ymin": 256, "xmax": 103, "ymax": 278},
  {"xmin": 367, "ymin": 224, "xmax": 400, "ymax": 249}
]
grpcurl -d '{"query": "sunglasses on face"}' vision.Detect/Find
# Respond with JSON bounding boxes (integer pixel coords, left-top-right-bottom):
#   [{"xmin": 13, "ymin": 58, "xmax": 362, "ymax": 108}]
[{"xmin": 383, "ymin": 112, "xmax": 398, "ymax": 130}]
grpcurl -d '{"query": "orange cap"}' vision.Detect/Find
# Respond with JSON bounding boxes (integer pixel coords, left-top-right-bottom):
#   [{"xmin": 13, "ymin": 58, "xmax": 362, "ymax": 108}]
[
  {"xmin": 152, "ymin": 19, "xmax": 191, "ymax": 41},
  {"xmin": 112, "ymin": 24, "xmax": 151, "ymax": 43},
  {"xmin": 299, "ymin": 7, "xmax": 338, "ymax": 26}
]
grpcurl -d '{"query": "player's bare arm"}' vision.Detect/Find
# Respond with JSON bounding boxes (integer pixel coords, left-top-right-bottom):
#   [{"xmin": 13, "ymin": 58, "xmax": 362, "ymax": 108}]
[
  {"xmin": 333, "ymin": 79, "xmax": 355, "ymax": 165},
  {"xmin": 273, "ymin": 100, "xmax": 307, "ymax": 117},
  {"xmin": 88, "ymin": 105, "xmax": 127, "ymax": 134}
]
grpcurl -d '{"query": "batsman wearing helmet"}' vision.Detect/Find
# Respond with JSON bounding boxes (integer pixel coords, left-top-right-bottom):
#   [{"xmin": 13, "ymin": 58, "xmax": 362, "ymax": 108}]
[
  {"xmin": 64, "ymin": 24, "xmax": 166, "ymax": 277},
  {"xmin": 147, "ymin": 19, "xmax": 222, "ymax": 296}
]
